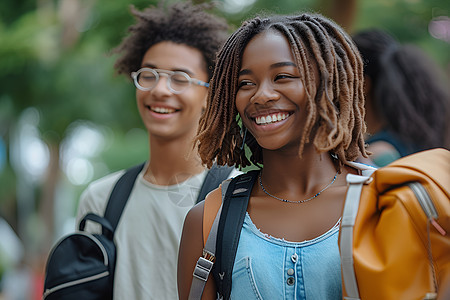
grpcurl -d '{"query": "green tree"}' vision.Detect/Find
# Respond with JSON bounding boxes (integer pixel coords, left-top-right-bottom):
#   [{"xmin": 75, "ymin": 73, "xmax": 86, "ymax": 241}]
[
  {"xmin": 0, "ymin": 0, "xmax": 153, "ymax": 251},
  {"xmin": 0, "ymin": 0, "xmax": 448, "ymax": 273}
]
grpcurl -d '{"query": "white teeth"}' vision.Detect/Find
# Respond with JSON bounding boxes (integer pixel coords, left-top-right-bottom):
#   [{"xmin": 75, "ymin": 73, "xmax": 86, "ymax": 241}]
[
  {"xmin": 255, "ymin": 113, "xmax": 289, "ymax": 125},
  {"xmin": 277, "ymin": 113, "xmax": 282, "ymax": 121},
  {"xmin": 151, "ymin": 107, "xmax": 175, "ymax": 114}
]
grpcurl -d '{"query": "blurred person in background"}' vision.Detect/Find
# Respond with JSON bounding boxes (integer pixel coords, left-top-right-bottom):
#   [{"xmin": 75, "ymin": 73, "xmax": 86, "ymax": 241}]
[
  {"xmin": 75, "ymin": 2, "xmax": 235, "ymax": 299},
  {"xmin": 352, "ymin": 29, "xmax": 450, "ymax": 167}
]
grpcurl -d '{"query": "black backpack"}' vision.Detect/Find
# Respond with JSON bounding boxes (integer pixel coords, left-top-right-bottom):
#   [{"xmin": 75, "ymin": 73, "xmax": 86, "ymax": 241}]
[
  {"xmin": 189, "ymin": 171, "xmax": 258, "ymax": 300},
  {"xmin": 212, "ymin": 171, "xmax": 258, "ymax": 300},
  {"xmin": 43, "ymin": 163, "xmax": 234, "ymax": 300}
]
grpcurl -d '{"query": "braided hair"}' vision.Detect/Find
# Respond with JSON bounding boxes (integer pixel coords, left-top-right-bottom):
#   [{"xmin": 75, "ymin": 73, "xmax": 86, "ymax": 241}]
[
  {"xmin": 112, "ymin": 1, "xmax": 229, "ymax": 80},
  {"xmin": 196, "ymin": 13, "xmax": 368, "ymax": 168},
  {"xmin": 353, "ymin": 29, "xmax": 450, "ymax": 152}
]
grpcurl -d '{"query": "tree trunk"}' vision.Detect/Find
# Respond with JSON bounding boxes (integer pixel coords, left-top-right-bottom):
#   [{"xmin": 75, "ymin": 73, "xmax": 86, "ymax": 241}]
[{"xmin": 39, "ymin": 142, "xmax": 60, "ymax": 251}]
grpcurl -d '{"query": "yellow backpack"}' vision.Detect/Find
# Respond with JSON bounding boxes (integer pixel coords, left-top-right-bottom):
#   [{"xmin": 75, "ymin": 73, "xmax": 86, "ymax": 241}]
[{"xmin": 340, "ymin": 148, "xmax": 450, "ymax": 300}]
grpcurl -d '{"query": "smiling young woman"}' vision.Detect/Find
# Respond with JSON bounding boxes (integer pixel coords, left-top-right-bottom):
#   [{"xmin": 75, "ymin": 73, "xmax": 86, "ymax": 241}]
[
  {"xmin": 235, "ymin": 30, "xmax": 308, "ymax": 152},
  {"xmin": 178, "ymin": 13, "xmax": 369, "ymax": 300}
]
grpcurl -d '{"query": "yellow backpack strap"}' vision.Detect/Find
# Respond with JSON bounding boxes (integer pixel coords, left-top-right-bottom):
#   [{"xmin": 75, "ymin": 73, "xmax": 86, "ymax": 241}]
[
  {"xmin": 192, "ymin": 172, "xmax": 257, "ymax": 300},
  {"xmin": 202, "ymin": 179, "xmax": 231, "ymax": 247},
  {"xmin": 190, "ymin": 180, "xmax": 231, "ymax": 300}
]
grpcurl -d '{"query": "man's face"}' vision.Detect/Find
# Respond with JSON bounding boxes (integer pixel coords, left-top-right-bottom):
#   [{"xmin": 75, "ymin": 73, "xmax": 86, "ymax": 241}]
[{"xmin": 135, "ymin": 41, "xmax": 208, "ymax": 142}]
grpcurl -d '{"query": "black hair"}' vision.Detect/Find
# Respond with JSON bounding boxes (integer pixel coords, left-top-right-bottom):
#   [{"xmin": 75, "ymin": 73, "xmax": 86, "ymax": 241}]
[
  {"xmin": 113, "ymin": 1, "xmax": 229, "ymax": 80},
  {"xmin": 353, "ymin": 29, "xmax": 450, "ymax": 151}
]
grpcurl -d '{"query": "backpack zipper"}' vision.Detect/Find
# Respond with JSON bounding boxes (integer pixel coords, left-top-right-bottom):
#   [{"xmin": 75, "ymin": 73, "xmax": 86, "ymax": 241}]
[
  {"xmin": 46, "ymin": 231, "xmax": 109, "ymax": 267},
  {"xmin": 78, "ymin": 231, "xmax": 110, "ymax": 265},
  {"xmin": 43, "ymin": 232, "xmax": 110, "ymax": 298},
  {"xmin": 42, "ymin": 270, "xmax": 109, "ymax": 299},
  {"xmin": 408, "ymin": 182, "xmax": 446, "ymax": 235},
  {"xmin": 408, "ymin": 181, "xmax": 446, "ymax": 296}
]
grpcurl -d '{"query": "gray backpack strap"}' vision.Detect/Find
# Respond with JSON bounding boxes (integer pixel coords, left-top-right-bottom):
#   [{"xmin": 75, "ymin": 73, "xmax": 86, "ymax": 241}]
[
  {"xmin": 340, "ymin": 173, "xmax": 373, "ymax": 300},
  {"xmin": 188, "ymin": 180, "xmax": 231, "ymax": 300}
]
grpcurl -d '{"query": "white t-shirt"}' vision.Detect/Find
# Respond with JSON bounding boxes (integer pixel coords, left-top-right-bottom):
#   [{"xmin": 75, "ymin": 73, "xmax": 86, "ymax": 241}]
[{"xmin": 76, "ymin": 164, "xmax": 240, "ymax": 300}]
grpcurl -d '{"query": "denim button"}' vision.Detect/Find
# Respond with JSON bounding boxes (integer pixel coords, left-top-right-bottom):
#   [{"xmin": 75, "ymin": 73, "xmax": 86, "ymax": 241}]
[
  {"xmin": 291, "ymin": 253, "xmax": 298, "ymax": 263},
  {"xmin": 287, "ymin": 268, "xmax": 294, "ymax": 276},
  {"xmin": 287, "ymin": 277, "xmax": 295, "ymax": 285}
]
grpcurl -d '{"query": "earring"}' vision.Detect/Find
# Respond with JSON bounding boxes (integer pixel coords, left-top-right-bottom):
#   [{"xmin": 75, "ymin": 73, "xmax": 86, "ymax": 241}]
[{"xmin": 240, "ymin": 127, "xmax": 248, "ymax": 151}]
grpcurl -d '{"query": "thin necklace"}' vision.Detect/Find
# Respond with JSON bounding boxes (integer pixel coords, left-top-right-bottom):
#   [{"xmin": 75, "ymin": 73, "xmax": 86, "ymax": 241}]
[{"xmin": 258, "ymin": 170, "xmax": 339, "ymax": 204}]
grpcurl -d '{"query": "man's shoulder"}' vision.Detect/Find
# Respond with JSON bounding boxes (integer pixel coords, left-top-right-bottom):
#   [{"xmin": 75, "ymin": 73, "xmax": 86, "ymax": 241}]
[
  {"xmin": 76, "ymin": 169, "xmax": 127, "ymax": 222},
  {"xmin": 84, "ymin": 170, "xmax": 126, "ymax": 198}
]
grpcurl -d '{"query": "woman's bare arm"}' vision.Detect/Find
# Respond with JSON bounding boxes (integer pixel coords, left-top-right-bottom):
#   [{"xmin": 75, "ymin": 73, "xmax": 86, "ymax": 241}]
[{"xmin": 178, "ymin": 192, "xmax": 219, "ymax": 300}]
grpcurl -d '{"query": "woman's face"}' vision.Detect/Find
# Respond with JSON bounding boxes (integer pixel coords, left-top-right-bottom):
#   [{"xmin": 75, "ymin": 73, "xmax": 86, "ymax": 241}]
[
  {"xmin": 235, "ymin": 30, "xmax": 308, "ymax": 152},
  {"xmin": 136, "ymin": 41, "xmax": 208, "ymax": 141}
]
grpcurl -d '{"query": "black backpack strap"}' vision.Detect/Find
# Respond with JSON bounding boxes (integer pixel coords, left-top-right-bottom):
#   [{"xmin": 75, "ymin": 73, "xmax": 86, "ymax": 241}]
[
  {"xmin": 103, "ymin": 162, "xmax": 146, "ymax": 232},
  {"xmin": 213, "ymin": 170, "xmax": 259, "ymax": 300},
  {"xmin": 196, "ymin": 164, "xmax": 235, "ymax": 204}
]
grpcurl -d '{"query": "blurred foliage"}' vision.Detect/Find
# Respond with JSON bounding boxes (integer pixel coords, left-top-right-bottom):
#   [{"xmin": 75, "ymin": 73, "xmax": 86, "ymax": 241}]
[
  {"xmin": 354, "ymin": 0, "xmax": 450, "ymax": 66},
  {"xmin": 220, "ymin": 0, "xmax": 449, "ymax": 65},
  {"xmin": 0, "ymin": 0, "xmax": 449, "ymax": 259}
]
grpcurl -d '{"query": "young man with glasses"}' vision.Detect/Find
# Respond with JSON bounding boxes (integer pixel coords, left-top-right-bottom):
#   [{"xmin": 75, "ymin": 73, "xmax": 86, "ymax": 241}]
[{"xmin": 75, "ymin": 2, "xmax": 236, "ymax": 299}]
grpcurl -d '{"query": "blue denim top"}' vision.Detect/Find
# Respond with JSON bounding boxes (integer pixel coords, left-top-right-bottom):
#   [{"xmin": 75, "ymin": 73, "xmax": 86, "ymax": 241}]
[{"xmin": 230, "ymin": 212, "xmax": 342, "ymax": 300}]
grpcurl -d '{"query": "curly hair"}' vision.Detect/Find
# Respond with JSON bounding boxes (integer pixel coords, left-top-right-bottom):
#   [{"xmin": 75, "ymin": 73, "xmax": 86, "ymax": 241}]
[
  {"xmin": 112, "ymin": 1, "xmax": 229, "ymax": 80},
  {"xmin": 353, "ymin": 29, "xmax": 450, "ymax": 151},
  {"xmin": 196, "ymin": 13, "xmax": 368, "ymax": 169}
]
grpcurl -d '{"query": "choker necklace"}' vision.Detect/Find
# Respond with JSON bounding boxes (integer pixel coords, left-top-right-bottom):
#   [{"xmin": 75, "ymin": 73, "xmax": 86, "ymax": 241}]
[{"xmin": 258, "ymin": 170, "xmax": 339, "ymax": 204}]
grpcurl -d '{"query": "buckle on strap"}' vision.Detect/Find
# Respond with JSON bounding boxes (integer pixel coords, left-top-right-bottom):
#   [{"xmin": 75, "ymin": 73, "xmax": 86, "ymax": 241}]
[
  {"xmin": 193, "ymin": 257, "xmax": 214, "ymax": 282},
  {"xmin": 192, "ymin": 250, "xmax": 216, "ymax": 282},
  {"xmin": 202, "ymin": 249, "xmax": 215, "ymax": 262}
]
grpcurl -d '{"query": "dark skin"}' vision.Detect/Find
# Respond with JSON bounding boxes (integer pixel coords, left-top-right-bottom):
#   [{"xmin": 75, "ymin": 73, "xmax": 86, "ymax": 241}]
[
  {"xmin": 248, "ymin": 151, "xmax": 352, "ymax": 242},
  {"xmin": 178, "ymin": 30, "xmax": 357, "ymax": 299},
  {"xmin": 178, "ymin": 158, "xmax": 356, "ymax": 300},
  {"xmin": 137, "ymin": 42, "xmax": 208, "ymax": 186},
  {"xmin": 234, "ymin": 31, "xmax": 356, "ymax": 241},
  {"xmin": 178, "ymin": 199, "xmax": 212, "ymax": 299}
]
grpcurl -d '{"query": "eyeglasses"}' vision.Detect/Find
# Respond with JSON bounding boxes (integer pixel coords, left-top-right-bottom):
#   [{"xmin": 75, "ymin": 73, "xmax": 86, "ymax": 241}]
[{"xmin": 131, "ymin": 68, "xmax": 209, "ymax": 94}]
